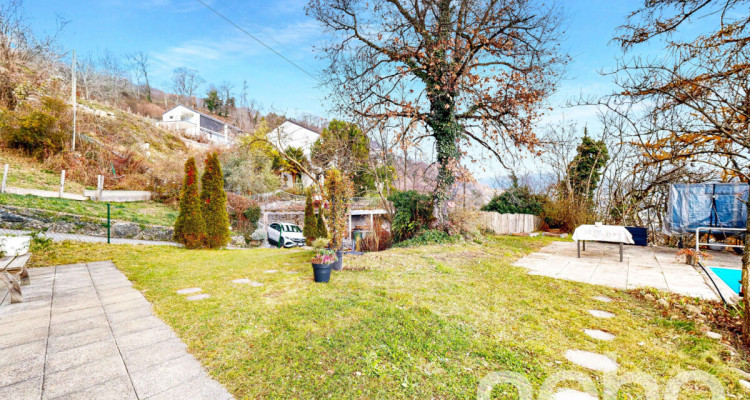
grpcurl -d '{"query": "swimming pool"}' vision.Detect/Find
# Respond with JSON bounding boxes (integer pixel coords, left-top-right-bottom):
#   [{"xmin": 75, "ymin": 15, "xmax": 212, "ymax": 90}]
[{"xmin": 709, "ymin": 267, "xmax": 742, "ymax": 295}]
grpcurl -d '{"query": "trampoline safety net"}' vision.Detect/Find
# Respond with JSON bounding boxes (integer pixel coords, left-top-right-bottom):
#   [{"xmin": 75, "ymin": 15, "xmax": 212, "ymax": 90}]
[{"xmin": 666, "ymin": 183, "xmax": 749, "ymax": 235}]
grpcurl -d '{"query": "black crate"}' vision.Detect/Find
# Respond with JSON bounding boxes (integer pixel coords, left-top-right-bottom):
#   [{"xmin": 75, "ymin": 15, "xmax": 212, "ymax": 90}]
[{"xmin": 625, "ymin": 227, "xmax": 648, "ymax": 246}]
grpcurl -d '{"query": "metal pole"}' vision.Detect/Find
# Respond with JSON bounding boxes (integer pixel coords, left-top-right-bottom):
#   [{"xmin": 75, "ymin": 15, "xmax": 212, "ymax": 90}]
[
  {"xmin": 107, "ymin": 203, "xmax": 111, "ymax": 244},
  {"xmin": 71, "ymin": 50, "xmax": 77, "ymax": 152}
]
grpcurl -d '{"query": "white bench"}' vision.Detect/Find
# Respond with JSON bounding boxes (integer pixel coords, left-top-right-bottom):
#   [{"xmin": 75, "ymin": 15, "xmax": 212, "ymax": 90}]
[
  {"xmin": 1, "ymin": 254, "xmax": 31, "ymax": 303},
  {"xmin": 0, "ymin": 235, "xmax": 32, "ymax": 304}
]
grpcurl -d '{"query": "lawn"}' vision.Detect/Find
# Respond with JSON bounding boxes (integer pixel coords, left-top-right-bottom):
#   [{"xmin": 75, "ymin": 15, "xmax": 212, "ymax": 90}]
[
  {"xmin": 0, "ymin": 193, "xmax": 177, "ymax": 226},
  {"xmin": 28, "ymin": 237, "xmax": 749, "ymax": 399}
]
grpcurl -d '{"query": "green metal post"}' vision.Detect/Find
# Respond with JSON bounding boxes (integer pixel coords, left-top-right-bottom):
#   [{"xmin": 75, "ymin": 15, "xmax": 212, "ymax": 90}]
[{"xmin": 107, "ymin": 203, "xmax": 111, "ymax": 244}]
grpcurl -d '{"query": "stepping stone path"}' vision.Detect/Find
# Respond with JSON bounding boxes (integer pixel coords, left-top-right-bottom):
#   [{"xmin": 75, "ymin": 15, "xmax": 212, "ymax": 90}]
[
  {"xmin": 706, "ymin": 331, "xmax": 722, "ymax": 340},
  {"xmin": 565, "ymin": 350, "xmax": 618, "ymax": 372},
  {"xmin": 553, "ymin": 389, "xmax": 598, "ymax": 400},
  {"xmin": 740, "ymin": 380, "xmax": 750, "ymax": 390},
  {"xmin": 187, "ymin": 293, "xmax": 210, "ymax": 301},
  {"xmin": 588, "ymin": 309, "xmax": 615, "ymax": 318},
  {"xmin": 231, "ymin": 279, "xmax": 263, "ymax": 287},
  {"xmin": 592, "ymin": 296, "xmax": 612, "ymax": 303},
  {"xmin": 584, "ymin": 329, "xmax": 615, "ymax": 341},
  {"xmin": 264, "ymin": 270, "xmax": 278, "ymax": 274},
  {"xmin": 176, "ymin": 287, "xmax": 202, "ymax": 295}
]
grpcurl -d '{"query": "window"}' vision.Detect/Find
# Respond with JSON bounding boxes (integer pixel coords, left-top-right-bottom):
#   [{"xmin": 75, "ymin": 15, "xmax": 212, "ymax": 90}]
[{"xmin": 283, "ymin": 225, "xmax": 301, "ymax": 233}]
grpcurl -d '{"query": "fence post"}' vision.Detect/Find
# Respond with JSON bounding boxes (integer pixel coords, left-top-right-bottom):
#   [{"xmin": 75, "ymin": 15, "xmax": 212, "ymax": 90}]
[
  {"xmin": 97, "ymin": 175, "xmax": 104, "ymax": 201},
  {"xmin": 59, "ymin": 170, "xmax": 66, "ymax": 198},
  {"xmin": 1, "ymin": 164, "xmax": 7, "ymax": 194}
]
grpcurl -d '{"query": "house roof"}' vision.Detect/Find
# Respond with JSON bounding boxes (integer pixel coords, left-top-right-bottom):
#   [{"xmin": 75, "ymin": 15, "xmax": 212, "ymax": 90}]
[
  {"xmin": 283, "ymin": 119, "xmax": 323, "ymax": 134},
  {"xmin": 163, "ymin": 104, "xmax": 242, "ymax": 131}
]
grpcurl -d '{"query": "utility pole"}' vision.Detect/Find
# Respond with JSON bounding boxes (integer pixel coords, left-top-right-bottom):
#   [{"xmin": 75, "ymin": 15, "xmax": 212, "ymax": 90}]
[{"xmin": 71, "ymin": 50, "xmax": 77, "ymax": 152}]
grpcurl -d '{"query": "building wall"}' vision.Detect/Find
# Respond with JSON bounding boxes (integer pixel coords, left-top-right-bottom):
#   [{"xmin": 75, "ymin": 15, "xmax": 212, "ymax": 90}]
[
  {"xmin": 162, "ymin": 105, "xmax": 199, "ymax": 125},
  {"xmin": 161, "ymin": 105, "xmax": 230, "ymax": 144},
  {"xmin": 270, "ymin": 121, "xmax": 320, "ymax": 157}
]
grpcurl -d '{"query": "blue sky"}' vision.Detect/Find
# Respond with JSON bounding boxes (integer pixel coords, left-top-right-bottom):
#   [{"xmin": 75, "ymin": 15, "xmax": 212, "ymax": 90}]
[{"xmin": 25, "ymin": 0, "xmax": 708, "ymax": 178}]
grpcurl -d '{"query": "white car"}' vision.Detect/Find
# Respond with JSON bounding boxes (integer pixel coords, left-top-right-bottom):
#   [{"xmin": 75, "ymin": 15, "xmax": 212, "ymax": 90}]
[{"xmin": 267, "ymin": 222, "xmax": 305, "ymax": 248}]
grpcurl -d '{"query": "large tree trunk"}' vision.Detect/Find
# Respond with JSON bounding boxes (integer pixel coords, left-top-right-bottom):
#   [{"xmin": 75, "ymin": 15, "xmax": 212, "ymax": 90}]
[
  {"xmin": 428, "ymin": 91, "xmax": 461, "ymax": 227},
  {"xmin": 743, "ymin": 210, "xmax": 750, "ymax": 345}
]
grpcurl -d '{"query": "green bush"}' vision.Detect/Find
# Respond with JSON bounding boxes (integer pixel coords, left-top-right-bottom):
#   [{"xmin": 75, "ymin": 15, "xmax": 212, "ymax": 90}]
[
  {"xmin": 1, "ymin": 97, "xmax": 70, "ymax": 159},
  {"xmin": 243, "ymin": 204, "xmax": 261, "ymax": 230},
  {"xmin": 388, "ymin": 190, "xmax": 433, "ymax": 242},
  {"xmin": 316, "ymin": 212, "xmax": 328, "ymax": 239},
  {"xmin": 303, "ymin": 191, "xmax": 317, "ymax": 244},
  {"xmin": 311, "ymin": 237, "xmax": 330, "ymax": 250},
  {"xmin": 481, "ymin": 182, "xmax": 545, "ymax": 215},
  {"xmin": 174, "ymin": 157, "xmax": 207, "ymax": 248},
  {"xmin": 200, "ymin": 153, "xmax": 230, "ymax": 248},
  {"xmin": 393, "ymin": 229, "xmax": 461, "ymax": 248}
]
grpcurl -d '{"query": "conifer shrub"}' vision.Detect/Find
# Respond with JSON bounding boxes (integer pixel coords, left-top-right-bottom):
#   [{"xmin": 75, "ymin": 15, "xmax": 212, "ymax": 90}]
[
  {"xmin": 200, "ymin": 152, "xmax": 230, "ymax": 248},
  {"xmin": 303, "ymin": 190, "xmax": 317, "ymax": 245},
  {"xmin": 173, "ymin": 157, "xmax": 207, "ymax": 249},
  {"xmin": 316, "ymin": 212, "xmax": 328, "ymax": 239}
]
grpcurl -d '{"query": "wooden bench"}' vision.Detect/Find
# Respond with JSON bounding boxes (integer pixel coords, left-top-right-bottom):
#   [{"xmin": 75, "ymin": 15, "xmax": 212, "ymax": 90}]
[{"xmin": 1, "ymin": 254, "xmax": 32, "ymax": 303}]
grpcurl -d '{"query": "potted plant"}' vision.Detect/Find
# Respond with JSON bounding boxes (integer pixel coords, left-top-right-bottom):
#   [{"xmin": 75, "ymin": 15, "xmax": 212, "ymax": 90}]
[
  {"xmin": 675, "ymin": 248, "xmax": 712, "ymax": 265},
  {"xmin": 332, "ymin": 249, "xmax": 343, "ymax": 271},
  {"xmin": 324, "ymin": 169, "xmax": 354, "ymax": 271},
  {"xmin": 311, "ymin": 249, "xmax": 336, "ymax": 283}
]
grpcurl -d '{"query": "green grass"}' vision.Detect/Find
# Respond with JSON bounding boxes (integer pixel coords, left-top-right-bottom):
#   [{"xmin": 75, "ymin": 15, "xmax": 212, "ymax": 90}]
[
  {"xmin": 1, "ymin": 193, "xmax": 177, "ymax": 226},
  {"xmin": 27, "ymin": 237, "xmax": 749, "ymax": 399}
]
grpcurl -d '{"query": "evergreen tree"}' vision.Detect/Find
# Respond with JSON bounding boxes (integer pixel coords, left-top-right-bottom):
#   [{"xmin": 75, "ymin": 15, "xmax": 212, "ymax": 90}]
[
  {"xmin": 567, "ymin": 128, "xmax": 609, "ymax": 201},
  {"xmin": 316, "ymin": 212, "xmax": 328, "ymax": 239},
  {"xmin": 200, "ymin": 153, "xmax": 230, "ymax": 248},
  {"xmin": 174, "ymin": 157, "xmax": 206, "ymax": 249},
  {"xmin": 303, "ymin": 191, "xmax": 317, "ymax": 244}
]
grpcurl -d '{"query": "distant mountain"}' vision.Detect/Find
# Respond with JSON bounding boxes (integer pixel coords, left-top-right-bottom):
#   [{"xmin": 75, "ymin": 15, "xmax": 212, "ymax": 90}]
[{"xmin": 479, "ymin": 173, "xmax": 557, "ymax": 192}]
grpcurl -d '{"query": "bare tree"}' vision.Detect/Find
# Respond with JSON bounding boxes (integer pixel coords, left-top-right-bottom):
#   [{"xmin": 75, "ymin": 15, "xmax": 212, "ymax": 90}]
[
  {"xmin": 217, "ymin": 81, "xmax": 234, "ymax": 116},
  {"xmin": 607, "ymin": 0, "xmax": 750, "ymax": 343},
  {"xmin": 128, "ymin": 51, "xmax": 152, "ymax": 102},
  {"xmin": 0, "ymin": 0, "xmax": 65, "ymax": 108},
  {"xmin": 307, "ymin": 0, "xmax": 568, "ymax": 226},
  {"xmin": 97, "ymin": 50, "xmax": 128, "ymax": 102},
  {"xmin": 171, "ymin": 67, "xmax": 204, "ymax": 107}
]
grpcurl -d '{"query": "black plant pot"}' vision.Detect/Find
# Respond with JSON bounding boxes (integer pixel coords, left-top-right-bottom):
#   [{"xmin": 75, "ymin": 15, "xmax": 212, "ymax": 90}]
[
  {"xmin": 332, "ymin": 250, "xmax": 343, "ymax": 271},
  {"xmin": 312, "ymin": 262, "xmax": 332, "ymax": 283}
]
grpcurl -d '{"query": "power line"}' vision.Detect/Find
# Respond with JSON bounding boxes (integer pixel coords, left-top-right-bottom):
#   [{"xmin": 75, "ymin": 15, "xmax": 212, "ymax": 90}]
[
  {"xmin": 213, "ymin": 0, "xmax": 320, "ymax": 74},
  {"xmin": 196, "ymin": 0, "xmax": 320, "ymax": 82}
]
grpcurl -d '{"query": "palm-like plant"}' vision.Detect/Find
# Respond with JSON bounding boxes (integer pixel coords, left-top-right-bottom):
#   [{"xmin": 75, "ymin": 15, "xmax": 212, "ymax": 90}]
[{"xmin": 282, "ymin": 146, "xmax": 308, "ymax": 186}]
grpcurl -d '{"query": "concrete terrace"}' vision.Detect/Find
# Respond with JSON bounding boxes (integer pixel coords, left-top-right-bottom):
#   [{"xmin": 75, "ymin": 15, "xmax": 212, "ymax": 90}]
[
  {"xmin": 515, "ymin": 241, "xmax": 742, "ymax": 300},
  {"xmin": 0, "ymin": 261, "xmax": 232, "ymax": 400}
]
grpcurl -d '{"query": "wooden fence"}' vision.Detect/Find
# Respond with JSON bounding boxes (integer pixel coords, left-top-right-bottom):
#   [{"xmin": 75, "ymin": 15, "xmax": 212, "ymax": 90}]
[
  {"xmin": 1, "ymin": 164, "xmax": 150, "ymax": 202},
  {"xmin": 478, "ymin": 212, "xmax": 541, "ymax": 235}
]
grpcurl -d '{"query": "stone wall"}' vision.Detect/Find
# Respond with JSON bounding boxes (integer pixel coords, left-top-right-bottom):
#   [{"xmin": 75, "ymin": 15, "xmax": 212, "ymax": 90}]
[{"xmin": 0, "ymin": 205, "xmax": 173, "ymax": 241}]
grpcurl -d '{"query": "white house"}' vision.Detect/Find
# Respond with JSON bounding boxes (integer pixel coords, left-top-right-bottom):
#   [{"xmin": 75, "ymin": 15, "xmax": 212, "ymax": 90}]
[
  {"xmin": 267, "ymin": 121, "xmax": 322, "ymax": 188},
  {"xmin": 159, "ymin": 104, "xmax": 240, "ymax": 144}
]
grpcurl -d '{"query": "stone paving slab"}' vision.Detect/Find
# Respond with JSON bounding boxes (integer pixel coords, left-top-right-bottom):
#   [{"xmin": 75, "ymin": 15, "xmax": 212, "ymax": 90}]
[
  {"xmin": 514, "ymin": 242, "xmax": 734, "ymax": 300},
  {"xmin": 0, "ymin": 261, "xmax": 233, "ymax": 399}
]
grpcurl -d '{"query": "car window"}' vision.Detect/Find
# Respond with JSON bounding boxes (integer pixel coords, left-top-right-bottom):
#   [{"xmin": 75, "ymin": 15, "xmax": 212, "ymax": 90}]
[{"xmin": 270, "ymin": 223, "xmax": 278, "ymax": 230}]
